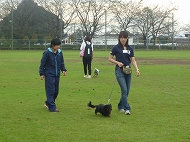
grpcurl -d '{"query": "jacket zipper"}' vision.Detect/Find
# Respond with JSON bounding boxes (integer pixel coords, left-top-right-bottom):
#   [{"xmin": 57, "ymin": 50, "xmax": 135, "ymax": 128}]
[{"xmin": 55, "ymin": 54, "xmax": 58, "ymax": 76}]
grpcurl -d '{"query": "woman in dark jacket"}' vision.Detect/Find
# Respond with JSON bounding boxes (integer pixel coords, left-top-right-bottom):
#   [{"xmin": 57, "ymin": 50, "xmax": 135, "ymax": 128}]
[{"xmin": 109, "ymin": 31, "xmax": 140, "ymax": 115}]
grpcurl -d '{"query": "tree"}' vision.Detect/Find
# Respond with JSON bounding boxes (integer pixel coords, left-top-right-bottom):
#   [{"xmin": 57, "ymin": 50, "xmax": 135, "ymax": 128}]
[
  {"xmin": 72, "ymin": 0, "xmax": 111, "ymax": 38},
  {"xmin": 181, "ymin": 23, "xmax": 190, "ymax": 33},
  {"xmin": 0, "ymin": 0, "xmax": 64, "ymax": 48},
  {"xmin": 110, "ymin": 0, "xmax": 142, "ymax": 31},
  {"xmin": 134, "ymin": 4, "xmax": 177, "ymax": 47},
  {"xmin": 148, "ymin": 5, "xmax": 177, "ymax": 47},
  {"xmin": 0, "ymin": 0, "xmax": 20, "ymax": 38},
  {"xmin": 36, "ymin": 0, "xmax": 76, "ymax": 39},
  {"xmin": 135, "ymin": 7, "xmax": 152, "ymax": 46}
]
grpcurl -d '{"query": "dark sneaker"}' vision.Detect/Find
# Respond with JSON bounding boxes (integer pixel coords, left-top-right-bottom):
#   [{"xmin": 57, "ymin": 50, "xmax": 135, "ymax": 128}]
[{"xmin": 52, "ymin": 108, "xmax": 59, "ymax": 112}]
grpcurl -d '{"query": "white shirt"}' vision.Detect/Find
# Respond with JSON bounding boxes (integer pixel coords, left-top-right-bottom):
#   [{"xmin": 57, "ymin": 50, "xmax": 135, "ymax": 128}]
[{"xmin": 80, "ymin": 41, "xmax": 93, "ymax": 51}]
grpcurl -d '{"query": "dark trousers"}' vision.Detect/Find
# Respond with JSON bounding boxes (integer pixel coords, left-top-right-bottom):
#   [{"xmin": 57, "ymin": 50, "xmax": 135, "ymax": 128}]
[
  {"xmin": 45, "ymin": 76, "xmax": 60, "ymax": 111},
  {"xmin": 83, "ymin": 57, "xmax": 92, "ymax": 75}
]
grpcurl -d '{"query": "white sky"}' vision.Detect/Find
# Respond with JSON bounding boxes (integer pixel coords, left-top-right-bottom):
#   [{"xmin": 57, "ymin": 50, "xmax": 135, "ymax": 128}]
[{"xmin": 142, "ymin": 0, "xmax": 190, "ymax": 25}]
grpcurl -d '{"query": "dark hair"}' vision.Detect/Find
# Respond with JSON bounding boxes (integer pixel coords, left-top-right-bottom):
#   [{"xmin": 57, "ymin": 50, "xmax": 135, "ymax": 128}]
[
  {"xmin": 84, "ymin": 36, "xmax": 91, "ymax": 43},
  {"xmin": 118, "ymin": 31, "xmax": 129, "ymax": 47},
  {"xmin": 51, "ymin": 38, "xmax": 61, "ymax": 47}
]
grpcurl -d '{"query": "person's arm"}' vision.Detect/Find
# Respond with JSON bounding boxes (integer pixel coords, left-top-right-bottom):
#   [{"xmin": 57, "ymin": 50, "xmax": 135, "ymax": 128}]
[
  {"xmin": 60, "ymin": 52, "xmax": 67, "ymax": 75},
  {"xmin": 92, "ymin": 43, "xmax": 93, "ymax": 59},
  {"xmin": 108, "ymin": 54, "xmax": 124, "ymax": 67},
  {"xmin": 131, "ymin": 57, "xmax": 140, "ymax": 77},
  {"xmin": 60, "ymin": 52, "xmax": 67, "ymax": 76},
  {"xmin": 80, "ymin": 42, "xmax": 85, "ymax": 51},
  {"xmin": 39, "ymin": 51, "xmax": 47, "ymax": 80}
]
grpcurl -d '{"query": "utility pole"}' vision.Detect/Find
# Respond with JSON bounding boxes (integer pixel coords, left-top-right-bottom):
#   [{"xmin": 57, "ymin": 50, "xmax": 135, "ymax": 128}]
[
  {"xmin": 105, "ymin": 9, "xmax": 107, "ymax": 50},
  {"xmin": 146, "ymin": 11, "xmax": 149, "ymax": 50},
  {"xmin": 74, "ymin": 21, "xmax": 77, "ymax": 49},
  {"xmin": 172, "ymin": 13, "xmax": 174, "ymax": 50},
  {"xmin": 59, "ymin": 8, "xmax": 63, "ymax": 50},
  {"xmin": 133, "ymin": 26, "xmax": 135, "ymax": 50},
  {"xmin": 11, "ymin": 7, "xmax": 13, "ymax": 50}
]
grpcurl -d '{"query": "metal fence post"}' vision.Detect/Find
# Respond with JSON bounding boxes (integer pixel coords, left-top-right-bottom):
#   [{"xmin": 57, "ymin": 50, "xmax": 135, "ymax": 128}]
[
  {"xmin": 29, "ymin": 39, "xmax": 30, "ymax": 50},
  {"xmin": 45, "ymin": 40, "xmax": 46, "ymax": 50}
]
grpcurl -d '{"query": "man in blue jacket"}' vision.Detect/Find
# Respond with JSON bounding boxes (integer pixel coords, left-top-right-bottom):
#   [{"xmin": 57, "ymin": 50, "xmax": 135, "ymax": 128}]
[{"xmin": 39, "ymin": 38, "xmax": 67, "ymax": 112}]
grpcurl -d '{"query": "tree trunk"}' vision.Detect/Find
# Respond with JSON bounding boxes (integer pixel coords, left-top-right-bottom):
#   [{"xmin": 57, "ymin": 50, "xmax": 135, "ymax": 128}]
[
  {"xmin": 152, "ymin": 35, "xmax": 156, "ymax": 49},
  {"xmin": 143, "ymin": 34, "xmax": 146, "ymax": 46}
]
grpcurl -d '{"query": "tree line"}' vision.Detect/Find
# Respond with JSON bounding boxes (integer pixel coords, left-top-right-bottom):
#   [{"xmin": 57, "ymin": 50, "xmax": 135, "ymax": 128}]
[{"xmin": 0, "ymin": 0, "xmax": 187, "ymax": 47}]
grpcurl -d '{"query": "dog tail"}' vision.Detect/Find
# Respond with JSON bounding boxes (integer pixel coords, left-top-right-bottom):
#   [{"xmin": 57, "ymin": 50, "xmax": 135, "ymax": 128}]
[{"xmin": 87, "ymin": 101, "xmax": 96, "ymax": 108}]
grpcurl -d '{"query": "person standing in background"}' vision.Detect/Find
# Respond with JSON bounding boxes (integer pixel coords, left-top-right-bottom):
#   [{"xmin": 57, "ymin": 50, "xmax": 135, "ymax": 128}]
[{"xmin": 80, "ymin": 36, "xmax": 93, "ymax": 78}]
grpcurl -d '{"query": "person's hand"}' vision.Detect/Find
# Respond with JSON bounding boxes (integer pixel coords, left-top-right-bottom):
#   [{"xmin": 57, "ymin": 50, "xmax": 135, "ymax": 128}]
[
  {"xmin": 136, "ymin": 70, "xmax": 140, "ymax": 77},
  {"xmin": 40, "ymin": 75, "xmax": 45, "ymax": 80},
  {"xmin": 117, "ymin": 62, "xmax": 124, "ymax": 67},
  {"xmin": 62, "ymin": 71, "xmax": 66, "ymax": 76}
]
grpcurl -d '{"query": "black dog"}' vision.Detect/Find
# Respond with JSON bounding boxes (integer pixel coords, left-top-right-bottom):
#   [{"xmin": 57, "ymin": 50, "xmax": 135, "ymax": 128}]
[{"xmin": 87, "ymin": 101, "xmax": 112, "ymax": 117}]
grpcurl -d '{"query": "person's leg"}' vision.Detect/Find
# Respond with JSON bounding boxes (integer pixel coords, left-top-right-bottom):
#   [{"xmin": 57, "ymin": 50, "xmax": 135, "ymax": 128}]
[
  {"xmin": 83, "ymin": 57, "xmax": 87, "ymax": 76},
  {"xmin": 117, "ymin": 98, "xmax": 123, "ymax": 110},
  {"xmin": 54, "ymin": 76, "xmax": 60, "ymax": 101},
  {"xmin": 45, "ymin": 76, "xmax": 57, "ymax": 112},
  {"xmin": 125, "ymin": 74, "xmax": 132, "ymax": 98},
  {"xmin": 87, "ymin": 58, "xmax": 92, "ymax": 76},
  {"xmin": 124, "ymin": 74, "xmax": 132, "ymax": 114},
  {"xmin": 115, "ymin": 67, "xmax": 131, "ymax": 111}
]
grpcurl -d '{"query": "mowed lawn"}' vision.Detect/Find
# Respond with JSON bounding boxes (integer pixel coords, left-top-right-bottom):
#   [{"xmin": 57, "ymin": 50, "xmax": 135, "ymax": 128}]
[{"xmin": 0, "ymin": 50, "xmax": 189, "ymax": 142}]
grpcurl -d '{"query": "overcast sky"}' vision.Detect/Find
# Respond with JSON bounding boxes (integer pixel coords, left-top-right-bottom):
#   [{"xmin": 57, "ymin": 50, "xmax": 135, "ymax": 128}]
[{"xmin": 142, "ymin": 0, "xmax": 190, "ymax": 25}]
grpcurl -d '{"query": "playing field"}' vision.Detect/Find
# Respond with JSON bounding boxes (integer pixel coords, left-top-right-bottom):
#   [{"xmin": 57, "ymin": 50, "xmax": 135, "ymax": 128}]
[{"xmin": 0, "ymin": 50, "xmax": 189, "ymax": 142}]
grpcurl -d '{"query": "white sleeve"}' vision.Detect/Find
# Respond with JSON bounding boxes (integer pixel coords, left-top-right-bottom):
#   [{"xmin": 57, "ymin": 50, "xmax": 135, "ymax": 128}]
[
  {"xmin": 91, "ymin": 43, "xmax": 93, "ymax": 51},
  {"xmin": 80, "ymin": 42, "xmax": 85, "ymax": 50}
]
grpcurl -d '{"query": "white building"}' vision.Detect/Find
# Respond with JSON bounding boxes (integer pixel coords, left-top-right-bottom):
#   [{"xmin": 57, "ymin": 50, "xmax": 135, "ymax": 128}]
[{"xmin": 92, "ymin": 35, "xmax": 134, "ymax": 46}]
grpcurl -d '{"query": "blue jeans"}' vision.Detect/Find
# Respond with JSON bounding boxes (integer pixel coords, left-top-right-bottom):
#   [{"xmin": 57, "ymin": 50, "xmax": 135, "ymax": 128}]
[{"xmin": 115, "ymin": 67, "xmax": 132, "ymax": 111}]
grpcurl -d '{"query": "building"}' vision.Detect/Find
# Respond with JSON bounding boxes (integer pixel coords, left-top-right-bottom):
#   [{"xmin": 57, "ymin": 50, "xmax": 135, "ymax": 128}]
[{"xmin": 92, "ymin": 33, "xmax": 134, "ymax": 46}]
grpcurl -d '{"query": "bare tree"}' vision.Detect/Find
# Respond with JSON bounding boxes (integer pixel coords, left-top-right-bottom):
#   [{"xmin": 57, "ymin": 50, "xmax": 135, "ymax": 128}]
[
  {"xmin": 36, "ymin": 0, "xmax": 76, "ymax": 38},
  {"xmin": 0, "ymin": 0, "xmax": 21, "ymax": 40},
  {"xmin": 0, "ymin": 0, "xmax": 20, "ymax": 23},
  {"xmin": 0, "ymin": 1, "xmax": 8, "ymax": 21},
  {"xmin": 110, "ymin": 0, "xmax": 142, "ymax": 31},
  {"xmin": 135, "ymin": 7, "xmax": 152, "ymax": 46},
  {"xmin": 181, "ymin": 23, "xmax": 190, "ymax": 33},
  {"xmin": 72, "ymin": 0, "xmax": 111, "ymax": 38},
  {"xmin": 1, "ymin": 0, "xmax": 20, "ymax": 11},
  {"xmin": 135, "ymin": 4, "xmax": 177, "ymax": 47},
  {"xmin": 148, "ymin": 5, "xmax": 177, "ymax": 47},
  {"xmin": 0, "ymin": 0, "xmax": 67, "ymax": 49}
]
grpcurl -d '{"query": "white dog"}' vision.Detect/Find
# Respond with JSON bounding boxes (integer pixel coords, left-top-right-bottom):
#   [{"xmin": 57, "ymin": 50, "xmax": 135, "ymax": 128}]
[{"xmin": 93, "ymin": 68, "xmax": 100, "ymax": 77}]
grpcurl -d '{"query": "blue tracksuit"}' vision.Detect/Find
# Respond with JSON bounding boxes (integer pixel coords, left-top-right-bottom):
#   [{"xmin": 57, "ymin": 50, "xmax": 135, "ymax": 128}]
[{"xmin": 39, "ymin": 47, "xmax": 66, "ymax": 111}]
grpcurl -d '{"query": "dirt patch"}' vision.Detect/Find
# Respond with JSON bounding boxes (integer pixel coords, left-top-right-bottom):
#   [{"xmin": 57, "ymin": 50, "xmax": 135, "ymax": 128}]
[
  {"xmin": 66, "ymin": 57, "xmax": 190, "ymax": 65},
  {"xmin": 137, "ymin": 58, "xmax": 190, "ymax": 65}
]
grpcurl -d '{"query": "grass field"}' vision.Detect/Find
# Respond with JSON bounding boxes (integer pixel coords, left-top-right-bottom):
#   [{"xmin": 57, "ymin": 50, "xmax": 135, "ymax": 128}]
[{"xmin": 0, "ymin": 50, "xmax": 189, "ymax": 142}]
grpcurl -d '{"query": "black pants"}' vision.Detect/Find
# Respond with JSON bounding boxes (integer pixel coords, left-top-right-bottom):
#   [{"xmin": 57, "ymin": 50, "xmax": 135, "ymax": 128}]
[{"xmin": 83, "ymin": 57, "xmax": 92, "ymax": 75}]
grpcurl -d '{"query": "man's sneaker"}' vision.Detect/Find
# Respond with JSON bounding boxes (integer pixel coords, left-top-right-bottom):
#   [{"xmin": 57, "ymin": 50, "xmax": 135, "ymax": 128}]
[
  {"xmin": 84, "ymin": 75, "xmax": 87, "ymax": 78},
  {"xmin": 44, "ymin": 103, "xmax": 48, "ymax": 109},
  {"xmin": 125, "ymin": 110, "xmax": 131, "ymax": 115},
  {"xmin": 87, "ymin": 75, "xmax": 91, "ymax": 79},
  {"xmin": 119, "ymin": 109, "xmax": 125, "ymax": 113}
]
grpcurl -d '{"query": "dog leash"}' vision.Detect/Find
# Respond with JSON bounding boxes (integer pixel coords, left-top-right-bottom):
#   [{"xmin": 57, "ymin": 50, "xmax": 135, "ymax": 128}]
[{"xmin": 108, "ymin": 78, "xmax": 117, "ymax": 104}]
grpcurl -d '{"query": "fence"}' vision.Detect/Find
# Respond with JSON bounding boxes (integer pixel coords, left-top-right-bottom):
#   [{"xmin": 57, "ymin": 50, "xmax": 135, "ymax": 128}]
[{"xmin": 0, "ymin": 39, "xmax": 190, "ymax": 50}]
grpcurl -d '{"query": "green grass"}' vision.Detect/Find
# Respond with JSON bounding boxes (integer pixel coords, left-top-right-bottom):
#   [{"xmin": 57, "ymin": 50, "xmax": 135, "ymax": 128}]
[{"xmin": 0, "ymin": 50, "xmax": 189, "ymax": 142}]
